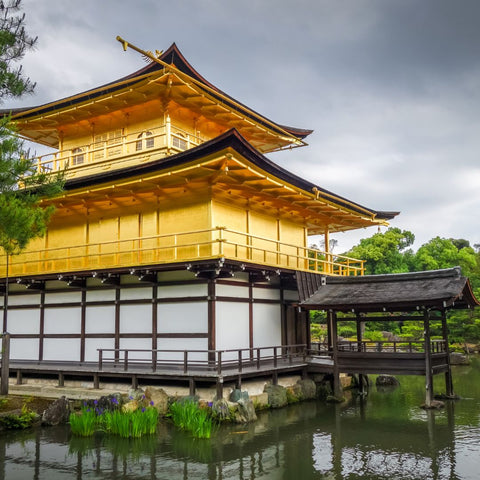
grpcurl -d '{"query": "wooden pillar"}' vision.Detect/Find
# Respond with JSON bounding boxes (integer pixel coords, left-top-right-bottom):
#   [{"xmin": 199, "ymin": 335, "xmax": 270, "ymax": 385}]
[
  {"xmin": 441, "ymin": 309, "xmax": 454, "ymax": 397},
  {"xmin": 328, "ymin": 310, "xmax": 343, "ymax": 398},
  {"xmin": 207, "ymin": 279, "xmax": 216, "ymax": 363},
  {"xmin": 0, "ymin": 333, "xmax": 10, "ymax": 395},
  {"xmin": 424, "ymin": 310, "xmax": 434, "ymax": 407}
]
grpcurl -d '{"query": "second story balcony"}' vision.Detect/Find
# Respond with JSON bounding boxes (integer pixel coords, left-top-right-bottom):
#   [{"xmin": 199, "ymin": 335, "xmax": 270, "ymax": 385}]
[
  {"xmin": 0, "ymin": 227, "xmax": 365, "ymax": 279},
  {"xmin": 32, "ymin": 122, "xmax": 203, "ymax": 179}
]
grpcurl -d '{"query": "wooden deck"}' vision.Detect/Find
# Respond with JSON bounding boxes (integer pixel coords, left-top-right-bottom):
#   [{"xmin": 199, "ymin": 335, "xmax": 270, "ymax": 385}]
[{"xmin": 2, "ymin": 341, "xmax": 450, "ymax": 397}]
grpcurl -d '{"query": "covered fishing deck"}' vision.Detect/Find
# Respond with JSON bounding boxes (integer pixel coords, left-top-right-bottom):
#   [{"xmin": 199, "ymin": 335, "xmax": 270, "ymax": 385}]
[{"xmin": 298, "ymin": 267, "xmax": 480, "ymax": 405}]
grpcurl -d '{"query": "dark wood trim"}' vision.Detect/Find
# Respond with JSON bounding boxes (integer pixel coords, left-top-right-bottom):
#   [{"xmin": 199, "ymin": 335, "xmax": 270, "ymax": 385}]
[
  {"xmin": 207, "ymin": 279, "xmax": 216, "ymax": 360},
  {"xmin": 216, "ymin": 279, "xmax": 250, "ymax": 287},
  {"xmin": 216, "ymin": 296, "xmax": 250, "ymax": 303},
  {"xmin": 280, "ymin": 289, "xmax": 286, "ymax": 346},
  {"xmin": 249, "ymin": 281, "xmax": 253, "ymax": 351},
  {"xmin": 80, "ymin": 290, "xmax": 86, "ymax": 362},
  {"xmin": 156, "ymin": 333, "xmax": 208, "ymax": 339},
  {"xmin": 152, "ymin": 285, "xmax": 157, "ymax": 351},
  {"xmin": 43, "ymin": 302, "xmax": 83, "ymax": 308},
  {"xmin": 114, "ymin": 287, "xmax": 120, "ymax": 360},
  {"xmin": 39, "ymin": 291, "xmax": 45, "ymax": 361},
  {"xmin": 5, "ymin": 304, "xmax": 42, "ymax": 310}
]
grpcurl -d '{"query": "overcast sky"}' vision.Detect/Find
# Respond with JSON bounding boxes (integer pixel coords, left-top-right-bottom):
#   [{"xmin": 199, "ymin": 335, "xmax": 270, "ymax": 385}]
[{"xmin": 9, "ymin": 0, "xmax": 480, "ymax": 252}]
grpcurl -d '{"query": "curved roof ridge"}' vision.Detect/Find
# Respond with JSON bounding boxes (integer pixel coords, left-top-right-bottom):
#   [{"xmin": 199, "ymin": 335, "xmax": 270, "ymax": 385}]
[{"xmin": 5, "ymin": 42, "xmax": 312, "ymax": 141}]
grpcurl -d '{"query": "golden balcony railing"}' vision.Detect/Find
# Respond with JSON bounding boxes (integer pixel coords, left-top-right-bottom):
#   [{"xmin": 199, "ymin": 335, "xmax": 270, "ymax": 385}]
[
  {"xmin": 30, "ymin": 123, "xmax": 203, "ymax": 178},
  {"xmin": 0, "ymin": 227, "xmax": 364, "ymax": 278}
]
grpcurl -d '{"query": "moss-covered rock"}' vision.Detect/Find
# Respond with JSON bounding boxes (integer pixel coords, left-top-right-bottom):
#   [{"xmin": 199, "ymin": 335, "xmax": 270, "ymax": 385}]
[{"xmin": 264, "ymin": 384, "xmax": 288, "ymax": 408}]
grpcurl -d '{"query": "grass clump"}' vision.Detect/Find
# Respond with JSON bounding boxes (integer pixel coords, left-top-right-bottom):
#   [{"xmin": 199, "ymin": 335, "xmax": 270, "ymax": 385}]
[
  {"xmin": 168, "ymin": 400, "xmax": 215, "ymax": 439},
  {"xmin": 69, "ymin": 398, "xmax": 159, "ymax": 438}
]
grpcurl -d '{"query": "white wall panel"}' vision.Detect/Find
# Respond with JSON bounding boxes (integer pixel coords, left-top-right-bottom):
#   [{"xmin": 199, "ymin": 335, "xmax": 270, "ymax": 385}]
[
  {"xmin": 216, "ymin": 284, "xmax": 249, "ymax": 298},
  {"xmin": 44, "ymin": 308, "xmax": 81, "ymax": 334},
  {"xmin": 157, "ymin": 302, "xmax": 207, "ymax": 333},
  {"xmin": 120, "ymin": 304, "xmax": 152, "ymax": 333},
  {"xmin": 10, "ymin": 338, "xmax": 39, "ymax": 360},
  {"xmin": 121, "ymin": 287, "xmax": 152, "ymax": 300},
  {"xmin": 85, "ymin": 306, "xmax": 115, "ymax": 334},
  {"xmin": 86, "ymin": 289, "xmax": 116, "ymax": 302},
  {"xmin": 253, "ymin": 303, "xmax": 282, "ymax": 348},
  {"xmin": 8, "ymin": 294, "xmax": 40, "ymax": 306},
  {"xmin": 253, "ymin": 287, "xmax": 280, "ymax": 300},
  {"xmin": 216, "ymin": 302, "xmax": 249, "ymax": 358},
  {"xmin": 45, "ymin": 291, "xmax": 82, "ymax": 304},
  {"xmin": 84, "ymin": 338, "xmax": 115, "ymax": 362},
  {"xmin": 119, "ymin": 337, "xmax": 152, "ymax": 360},
  {"xmin": 43, "ymin": 338, "xmax": 81, "ymax": 361},
  {"xmin": 157, "ymin": 337, "xmax": 208, "ymax": 362},
  {"xmin": 157, "ymin": 283, "xmax": 207, "ymax": 298},
  {"xmin": 7, "ymin": 309, "xmax": 40, "ymax": 334}
]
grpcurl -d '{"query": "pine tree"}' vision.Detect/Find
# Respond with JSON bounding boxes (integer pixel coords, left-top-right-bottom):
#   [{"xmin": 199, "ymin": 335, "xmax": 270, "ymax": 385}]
[{"xmin": 1, "ymin": 0, "xmax": 64, "ymax": 328}]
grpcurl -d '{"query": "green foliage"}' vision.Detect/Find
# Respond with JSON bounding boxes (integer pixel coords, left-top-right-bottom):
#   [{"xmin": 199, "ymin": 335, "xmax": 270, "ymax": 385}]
[
  {"xmin": 168, "ymin": 400, "xmax": 215, "ymax": 439},
  {"xmin": 69, "ymin": 405, "xmax": 97, "ymax": 437},
  {"xmin": 345, "ymin": 227, "xmax": 415, "ymax": 274},
  {"xmin": 0, "ymin": 401, "xmax": 37, "ymax": 429},
  {"xmin": 0, "ymin": 1, "xmax": 64, "ymax": 257},
  {"xmin": 69, "ymin": 399, "xmax": 159, "ymax": 438}
]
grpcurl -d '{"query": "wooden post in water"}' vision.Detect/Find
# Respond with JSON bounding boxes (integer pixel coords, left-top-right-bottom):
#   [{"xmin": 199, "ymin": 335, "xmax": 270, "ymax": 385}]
[
  {"xmin": 1, "ymin": 332, "xmax": 10, "ymax": 395},
  {"xmin": 356, "ymin": 314, "xmax": 367, "ymax": 394},
  {"xmin": 441, "ymin": 309, "xmax": 454, "ymax": 397},
  {"xmin": 328, "ymin": 311, "xmax": 343, "ymax": 399},
  {"xmin": 424, "ymin": 310, "xmax": 434, "ymax": 407}
]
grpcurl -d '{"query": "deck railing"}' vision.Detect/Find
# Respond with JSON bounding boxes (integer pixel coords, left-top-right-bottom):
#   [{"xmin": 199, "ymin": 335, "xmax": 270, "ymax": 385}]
[
  {"xmin": 97, "ymin": 344, "xmax": 308, "ymax": 375},
  {"xmin": 2, "ymin": 227, "xmax": 364, "ymax": 277},
  {"xmin": 311, "ymin": 340, "xmax": 447, "ymax": 354},
  {"xmin": 30, "ymin": 124, "xmax": 203, "ymax": 178}
]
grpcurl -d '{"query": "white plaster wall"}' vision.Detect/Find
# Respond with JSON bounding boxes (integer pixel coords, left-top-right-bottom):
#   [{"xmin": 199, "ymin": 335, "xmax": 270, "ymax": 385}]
[
  {"xmin": 120, "ymin": 304, "xmax": 152, "ymax": 333},
  {"xmin": 252, "ymin": 287, "xmax": 280, "ymax": 300},
  {"xmin": 157, "ymin": 337, "xmax": 208, "ymax": 362},
  {"xmin": 216, "ymin": 284, "xmax": 249, "ymax": 298},
  {"xmin": 8, "ymin": 294, "xmax": 40, "ymax": 306},
  {"xmin": 216, "ymin": 302, "xmax": 249, "ymax": 359},
  {"xmin": 119, "ymin": 337, "xmax": 153, "ymax": 360},
  {"xmin": 253, "ymin": 303, "xmax": 282, "ymax": 348},
  {"xmin": 45, "ymin": 291, "xmax": 82, "ymax": 304},
  {"xmin": 43, "ymin": 338, "xmax": 81, "ymax": 361},
  {"xmin": 85, "ymin": 306, "xmax": 115, "ymax": 334},
  {"xmin": 7, "ymin": 309, "xmax": 40, "ymax": 334},
  {"xmin": 157, "ymin": 283, "xmax": 207, "ymax": 298},
  {"xmin": 10, "ymin": 338, "xmax": 39, "ymax": 360},
  {"xmin": 44, "ymin": 308, "xmax": 81, "ymax": 334},
  {"xmin": 84, "ymin": 338, "xmax": 115, "ymax": 363},
  {"xmin": 121, "ymin": 287, "xmax": 152, "ymax": 300},
  {"xmin": 86, "ymin": 289, "xmax": 116, "ymax": 302},
  {"xmin": 283, "ymin": 289, "xmax": 299, "ymax": 301},
  {"xmin": 157, "ymin": 302, "xmax": 207, "ymax": 333}
]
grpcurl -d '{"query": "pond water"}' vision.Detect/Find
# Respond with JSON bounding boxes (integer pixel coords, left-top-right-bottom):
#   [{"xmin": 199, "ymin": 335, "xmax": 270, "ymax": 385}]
[{"xmin": 2, "ymin": 358, "xmax": 480, "ymax": 479}]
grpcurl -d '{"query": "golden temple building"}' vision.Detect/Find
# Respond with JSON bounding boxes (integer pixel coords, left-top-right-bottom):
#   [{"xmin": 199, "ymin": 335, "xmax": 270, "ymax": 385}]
[{"xmin": 0, "ymin": 41, "xmax": 397, "ymax": 365}]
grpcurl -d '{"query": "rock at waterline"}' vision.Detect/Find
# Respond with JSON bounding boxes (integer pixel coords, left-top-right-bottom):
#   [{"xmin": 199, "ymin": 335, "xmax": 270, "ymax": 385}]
[
  {"xmin": 376, "ymin": 375, "xmax": 400, "ymax": 388},
  {"xmin": 42, "ymin": 396, "xmax": 70, "ymax": 426}
]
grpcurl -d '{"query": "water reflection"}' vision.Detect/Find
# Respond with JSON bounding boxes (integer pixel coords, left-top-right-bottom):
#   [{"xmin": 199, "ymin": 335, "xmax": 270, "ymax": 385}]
[{"xmin": 1, "ymin": 362, "xmax": 480, "ymax": 479}]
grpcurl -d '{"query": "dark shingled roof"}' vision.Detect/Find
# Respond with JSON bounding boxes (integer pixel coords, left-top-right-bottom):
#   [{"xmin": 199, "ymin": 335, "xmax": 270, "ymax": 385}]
[{"xmin": 297, "ymin": 267, "xmax": 480, "ymax": 312}]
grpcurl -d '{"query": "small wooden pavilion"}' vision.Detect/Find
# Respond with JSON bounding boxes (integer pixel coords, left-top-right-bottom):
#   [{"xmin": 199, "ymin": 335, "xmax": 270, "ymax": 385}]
[{"xmin": 298, "ymin": 267, "xmax": 480, "ymax": 405}]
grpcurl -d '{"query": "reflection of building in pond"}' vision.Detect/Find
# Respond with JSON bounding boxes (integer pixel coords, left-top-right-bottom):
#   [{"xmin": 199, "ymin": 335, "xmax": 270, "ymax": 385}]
[{"xmin": 0, "ymin": 396, "xmax": 458, "ymax": 479}]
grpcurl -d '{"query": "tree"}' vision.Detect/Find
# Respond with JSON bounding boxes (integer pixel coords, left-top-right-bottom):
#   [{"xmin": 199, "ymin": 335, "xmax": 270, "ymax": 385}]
[
  {"xmin": 345, "ymin": 227, "xmax": 415, "ymax": 275},
  {"xmin": 0, "ymin": 0, "xmax": 64, "ymax": 328}
]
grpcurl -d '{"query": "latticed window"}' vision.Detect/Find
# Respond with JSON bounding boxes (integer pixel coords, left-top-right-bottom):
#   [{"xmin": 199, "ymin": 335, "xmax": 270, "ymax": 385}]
[
  {"xmin": 72, "ymin": 147, "xmax": 84, "ymax": 165},
  {"xmin": 136, "ymin": 131, "xmax": 154, "ymax": 151},
  {"xmin": 172, "ymin": 133, "xmax": 187, "ymax": 150},
  {"xmin": 94, "ymin": 130, "xmax": 123, "ymax": 159}
]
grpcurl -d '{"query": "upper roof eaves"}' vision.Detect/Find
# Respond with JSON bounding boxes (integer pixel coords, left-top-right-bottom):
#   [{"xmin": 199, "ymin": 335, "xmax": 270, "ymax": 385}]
[{"xmin": 4, "ymin": 43, "xmax": 312, "ymax": 141}]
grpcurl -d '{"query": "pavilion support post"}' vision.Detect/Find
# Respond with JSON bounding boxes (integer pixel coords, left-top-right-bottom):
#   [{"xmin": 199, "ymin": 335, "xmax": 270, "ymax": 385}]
[
  {"xmin": 356, "ymin": 314, "xmax": 367, "ymax": 395},
  {"xmin": 424, "ymin": 310, "xmax": 434, "ymax": 407},
  {"xmin": 441, "ymin": 309, "xmax": 454, "ymax": 397},
  {"xmin": 328, "ymin": 310, "xmax": 343, "ymax": 399}
]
